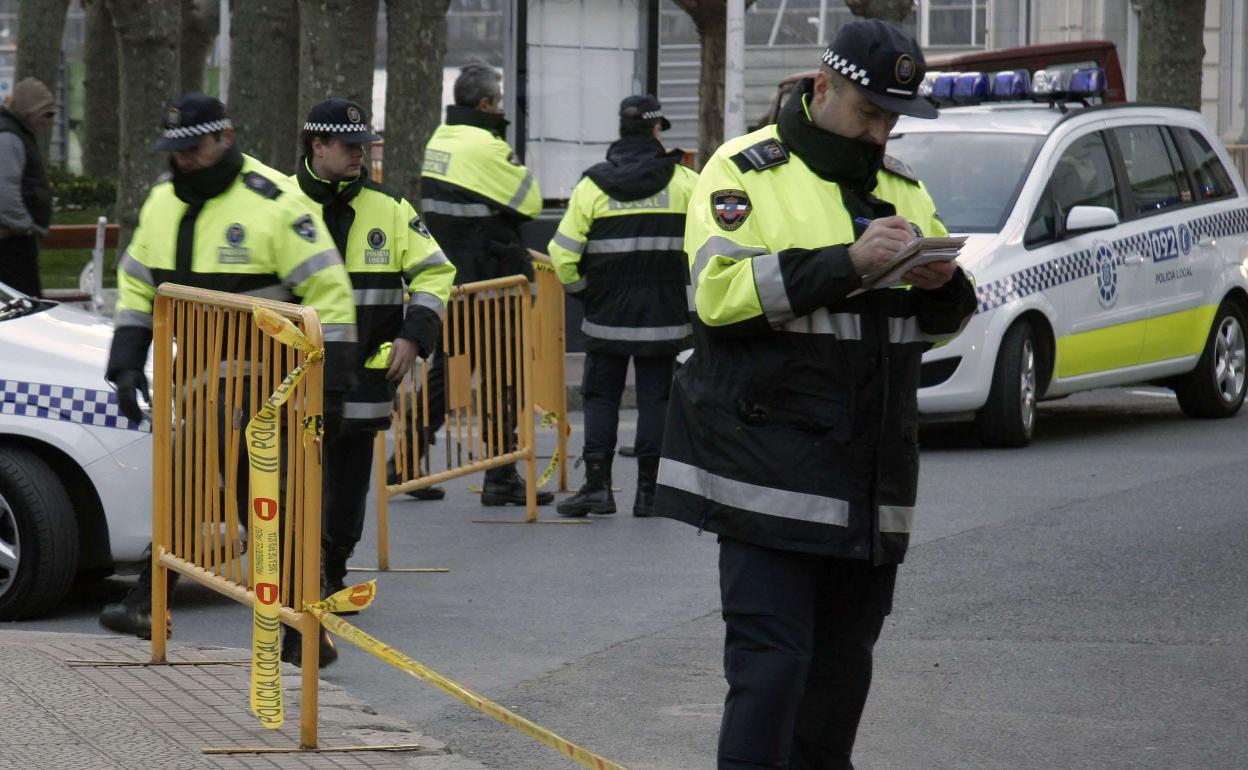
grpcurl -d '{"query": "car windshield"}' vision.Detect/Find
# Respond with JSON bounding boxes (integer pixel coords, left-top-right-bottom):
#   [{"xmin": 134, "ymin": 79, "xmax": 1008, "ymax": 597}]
[{"xmin": 887, "ymin": 132, "xmax": 1043, "ymax": 233}]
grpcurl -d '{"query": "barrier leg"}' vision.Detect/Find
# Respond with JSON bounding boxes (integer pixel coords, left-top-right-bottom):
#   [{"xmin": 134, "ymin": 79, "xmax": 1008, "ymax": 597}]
[
  {"xmin": 151, "ymin": 548, "xmax": 168, "ymax": 663},
  {"xmin": 299, "ymin": 612, "xmax": 319, "ymax": 749},
  {"xmin": 374, "ymin": 434, "xmax": 390, "ymax": 572}
]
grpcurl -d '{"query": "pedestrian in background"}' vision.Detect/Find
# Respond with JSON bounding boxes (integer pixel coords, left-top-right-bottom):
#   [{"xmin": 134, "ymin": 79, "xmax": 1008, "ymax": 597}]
[
  {"xmin": 0, "ymin": 78, "xmax": 55, "ymax": 297},
  {"xmin": 548, "ymin": 95, "xmax": 696, "ymax": 518},
  {"xmin": 655, "ymin": 21, "xmax": 977, "ymax": 769}
]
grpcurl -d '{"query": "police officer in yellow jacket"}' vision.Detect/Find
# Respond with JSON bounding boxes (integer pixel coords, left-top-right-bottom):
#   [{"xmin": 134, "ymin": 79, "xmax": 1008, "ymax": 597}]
[
  {"xmin": 100, "ymin": 94, "xmax": 357, "ymax": 665},
  {"xmin": 655, "ymin": 23, "xmax": 976, "ymax": 769},
  {"xmin": 548, "ymin": 95, "xmax": 696, "ymax": 518},
  {"xmin": 403, "ymin": 63, "xmax": 552, "ymax": 506},
  {"xmin": 293, "ymin": 98, "xmax": 455, "ymax": 595}
]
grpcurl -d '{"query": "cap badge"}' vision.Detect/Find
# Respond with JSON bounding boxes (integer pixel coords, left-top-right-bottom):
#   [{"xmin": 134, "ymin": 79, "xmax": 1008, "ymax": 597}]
[
  {"xmin": 895, "ymin": 54, "xmax": 916, "ymax": 85},
  {"xmin": 347, "ymin": 106, "xmax": 362, "ymax": 124},
  {"xmin": 166, "ymin": 107, "xmax": 181, "ymax": 127}
]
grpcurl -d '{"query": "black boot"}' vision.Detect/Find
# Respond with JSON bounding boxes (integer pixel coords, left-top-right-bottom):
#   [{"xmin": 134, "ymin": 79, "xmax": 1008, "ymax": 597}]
[
  {"xmin": 481, "ymin": 465, "xmax": 554, "ymax": 506},
  {"xmin": 280, "ymin": 626, "xmax": 338, "ymax": 668},
  {"xmin": 386, "ymin": 455, "xmax": 446, "ymax": 500},
  {"xmin": 633, "ymin": 456, "xmax": 660, "ymax": 517},
  {"xmin": 557, "ymin": 455, "xmax": 616, "ymax": 517},
  {"xmin": 99, "ymin": 564, "xmax": 178, "ymax": 639}
]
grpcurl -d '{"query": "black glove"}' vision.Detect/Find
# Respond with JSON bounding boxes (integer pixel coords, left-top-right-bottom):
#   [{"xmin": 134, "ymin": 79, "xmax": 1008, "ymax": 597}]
[{"xmin": 113, "ymin": 369, "xmax": 150, "ymax": 424}]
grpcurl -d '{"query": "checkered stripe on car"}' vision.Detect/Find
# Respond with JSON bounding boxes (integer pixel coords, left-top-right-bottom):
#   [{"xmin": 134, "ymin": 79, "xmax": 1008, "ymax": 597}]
[
  {"xmin": 0, "ymin": 379, "xmax": 146, "ymax": 432},
  {"xmin": 976, "ymin": 249, "xmax": 1095, "ymax": 314},
  {"xmin": 1190, "ymin": 207, "xmax": 1248, "ymax": 240}
]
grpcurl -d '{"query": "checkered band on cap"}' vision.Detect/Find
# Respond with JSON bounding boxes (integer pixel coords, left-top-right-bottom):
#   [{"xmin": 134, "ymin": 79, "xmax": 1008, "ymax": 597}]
[
  {"xmin": 162, "ymin": 119, "xmax": 232, "ymax": 140},
  {"xmin": 820, "ymin": 49, "xmax": 871, "ymax": 87},
  {"xmin": 641, "ymin": 110, "xmax": 663, "ymax": 120},
  {"xmin": 303, "ymin": 122, "xmax": 377, "ymax": 134}
]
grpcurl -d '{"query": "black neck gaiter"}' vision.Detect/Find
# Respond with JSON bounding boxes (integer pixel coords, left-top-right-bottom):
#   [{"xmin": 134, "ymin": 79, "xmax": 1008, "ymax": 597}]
[
  {"xmin": 776, "ymin": 79, "xmax": 885, "ymax": 194},
  {"xmin": 171, "ymin": 144, "xmax": 244, "ymax": 205}
]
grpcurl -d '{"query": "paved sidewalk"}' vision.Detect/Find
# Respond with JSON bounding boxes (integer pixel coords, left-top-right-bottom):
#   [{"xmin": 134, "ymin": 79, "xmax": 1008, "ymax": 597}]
[{"xmin": 0, "ymin": 630, "xmax": 488, "ymax": 770}]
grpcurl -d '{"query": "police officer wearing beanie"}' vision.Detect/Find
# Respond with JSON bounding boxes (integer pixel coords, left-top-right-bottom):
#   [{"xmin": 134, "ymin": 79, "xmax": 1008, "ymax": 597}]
[
  {"xmin": 655, "ymin": 22, "xmax": 976, "ymax": 768},
  {"xmin": 292, "ymin": 98, "xmax": 455, "ymax": 596},
  {"xmin": 100, "ymin": 94, "xmax": 357, "ymax": 669},
  {"xmin": 548, "ymin": 95, "xmax": 696, "ymax": 519},
  {"xmin": 0, "ymin": 77, "xmax": 55, "ymax": 296}
]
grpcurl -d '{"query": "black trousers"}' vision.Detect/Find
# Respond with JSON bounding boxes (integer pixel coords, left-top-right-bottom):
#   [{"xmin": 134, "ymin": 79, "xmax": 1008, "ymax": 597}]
[
  {"xmin": 581, "ymin": 352, "xmax": 674, "ymax": 459},
  {"xmin": 718, "ymin": 538, "xmax": 898, "ymax": 770},
  {"xmin": 0, "ymin": 236, "xmax": 41, "ymax": 297},
  {"xmin": 321, "ymin": 427, "xmax": 376, "ymax": 549}
]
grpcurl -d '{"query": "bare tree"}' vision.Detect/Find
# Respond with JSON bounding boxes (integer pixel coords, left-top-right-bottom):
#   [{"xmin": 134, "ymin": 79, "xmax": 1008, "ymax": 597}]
[
  {"xmin": 673, "ymin": 0, "xmax": 756, "ymax": 168},
  {"xmin": 228, "ymin": 0, "xmax": 301, "ymax": 172},
  {"xmin": 381, "ymin": 0, "xmax": 449, "ymax": 200},
  {"xmin": 14, "ymin": 0, "xmax": 72, "ymax": 154},
  {"xmin": 104, "ymin": 0, "xmax": 180, "ymax": 249},
  {"xmin": 297, "ymin": 0, "xmax": 380, "ymax": 120},
  {"xmin": 845, "ymin": 0, "xmax": 916, "ymax": 24},
  {"xmin": 83, "ymin": 0, "xmax": 120, "ymax": 180},
  {"xmin": 180, "ymin": 0, "xmax": 220, "ymax": 93},
  {"xmin": 1137, "ymin": 0, "xmax": 1205, "ymax": 111}
]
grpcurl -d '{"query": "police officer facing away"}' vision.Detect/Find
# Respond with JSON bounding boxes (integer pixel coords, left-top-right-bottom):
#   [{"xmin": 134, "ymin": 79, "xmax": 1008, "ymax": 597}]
[
  {"xmin": 101, "ymin": 95, "xmax": 358, "ymax": 667},
  {"xmin": 396, "ymin": 63, "xmax": 552, "ymax": 506},
  {"xmin": 655, "ymin": 22, "xmax": 976, "ymax": 769},
  {"xmin": 548, "ymin": 95, "xmax": 696, "ymax": 518},
  {"xmin": 293, "ymin": 98, "xmax": 455, "ymax": 597}
]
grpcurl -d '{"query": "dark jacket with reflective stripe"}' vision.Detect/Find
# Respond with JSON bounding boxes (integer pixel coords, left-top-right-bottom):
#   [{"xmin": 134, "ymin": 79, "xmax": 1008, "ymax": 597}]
[
  {"xmin": 656, "ymin": 115, "xmax": 976, "ymax": 565},
  {"xmin": 108, "ymin": 149, "xmax": 358, "ymax": 393},
  {"xmin": 420, "ymin": 106, "xmax": 541, "ymax": 285},
  {"xmin": 547, "ymin": 137, "xmax": 697, "ymax": 357},
  {"xmin": 293, "ymin": 159, "xmax": 455, "ymax": 431}
]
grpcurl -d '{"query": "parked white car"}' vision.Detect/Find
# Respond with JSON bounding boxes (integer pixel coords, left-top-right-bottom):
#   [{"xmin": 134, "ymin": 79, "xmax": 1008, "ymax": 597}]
[
  {"xmin": 891, "ymin": 74, "xmax": 1248, "ymax": 445},
  {"xmin": 0, "ymin": 285, "xmax": 151, "ymax": 619}
]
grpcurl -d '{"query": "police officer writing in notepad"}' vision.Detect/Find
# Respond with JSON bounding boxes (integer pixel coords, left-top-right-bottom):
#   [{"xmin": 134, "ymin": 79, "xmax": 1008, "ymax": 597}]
[
  {"xmin": 292, "ymin": 98, "xmax": 455, "ymax": 599},
  {"xmin": 547, "ymin": 95, "xmax": 696, "ymax": 518},
  {"xmin": 654, "ymin": 22, "xmax": 976, "ymax": 769}
]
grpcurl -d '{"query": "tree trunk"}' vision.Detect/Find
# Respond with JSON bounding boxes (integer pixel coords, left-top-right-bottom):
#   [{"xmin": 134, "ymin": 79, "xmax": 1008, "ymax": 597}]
[
  {"xmin": 846, "ymin": 0, "xmax": 916, "ymax": 24},
  {"xmin": 1137, "ymin": 0, "xmax": 1205, "ymax": 112},
  {"xmin": 692, "ymin": 9, "xmax": 726, "ymax": 169},
  {"xmin": 381, "ymin": 0, "xmax": 449, "ymax": 201},
  {"xmin": 298, "ymin": 0, "xmax": 380, "ymax": 121},
  {"xmin": 83, "ymin": 0, "xmax": 120, "ymax": 181},
  {"xmin": 104, "ymin": 0, "xmax": 180, "ymax": 251},
  {"xmin": 228, "ymin": 0, "xmax": 301, "ymax": 172},
  {"xmin": 14, "ymin": 0, "xmax": 72, "ymax": 155},
  {"xmin": 180, "ymin": 0, "xmax": 220, "ymax": 94}
]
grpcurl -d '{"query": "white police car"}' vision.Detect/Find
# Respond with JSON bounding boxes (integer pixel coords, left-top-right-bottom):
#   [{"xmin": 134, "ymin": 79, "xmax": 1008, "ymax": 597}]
[
  {"xmin": 0, "ymin": 284, "xmax": 151, "ymax": 618},
  {"xmin": 888, "ymin": 68, "xmax": 1248, "ymax": 446}
]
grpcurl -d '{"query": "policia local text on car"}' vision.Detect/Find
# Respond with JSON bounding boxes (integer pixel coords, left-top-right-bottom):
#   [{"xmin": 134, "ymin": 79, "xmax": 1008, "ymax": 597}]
[{"xmin": 653, "ymin": 22, "xmax": 977, "ymax": 769}]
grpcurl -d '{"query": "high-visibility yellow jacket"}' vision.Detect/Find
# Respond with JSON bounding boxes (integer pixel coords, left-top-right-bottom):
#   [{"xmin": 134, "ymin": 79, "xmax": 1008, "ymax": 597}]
[{"xmin": 108, "ymin": 148, "xmax": 358, "ymax": 392}]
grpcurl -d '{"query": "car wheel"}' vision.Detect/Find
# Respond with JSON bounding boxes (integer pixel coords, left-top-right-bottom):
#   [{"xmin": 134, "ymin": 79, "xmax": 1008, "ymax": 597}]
[
  {"xmin": 0, "ymin": 447, "xmax": 79, "ymax": 620},
  {"xmin": 975, "ymin": 320, "xmax": 1038, "ymax": 448},
  {"xmin": 1174, "ymin": 301, "xmax": 1248, "ymax": 419}
]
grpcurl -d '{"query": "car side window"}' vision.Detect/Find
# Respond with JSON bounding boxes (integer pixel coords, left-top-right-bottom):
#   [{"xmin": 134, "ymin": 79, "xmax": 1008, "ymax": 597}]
[
  {"xmin": 1112, "ymin": 125, "xmax": 1188, "ymax": 215},
  {"xmin": 1178, "ymin": 128, "xmax": 1237, "ymax": 201},
  {"xmin": 1026, "ymin": 132, "xmax": 1118, "ymax": 247}
]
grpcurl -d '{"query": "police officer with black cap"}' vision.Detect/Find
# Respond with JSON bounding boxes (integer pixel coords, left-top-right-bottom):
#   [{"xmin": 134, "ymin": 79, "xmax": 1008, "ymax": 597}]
[
  {"xmin": 654, "ymin": 21, "xmax": 976, "ymax": 768},
  {"xmin": 292, "ymin": 98, "xmax": 455, "ymax": 599}
]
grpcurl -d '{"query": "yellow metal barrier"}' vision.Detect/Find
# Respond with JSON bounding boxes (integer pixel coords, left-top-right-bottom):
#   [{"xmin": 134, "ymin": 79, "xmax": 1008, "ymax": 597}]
[{"xmin": 150, "ymin": 285, "xmax": 325, "ymax": 748}]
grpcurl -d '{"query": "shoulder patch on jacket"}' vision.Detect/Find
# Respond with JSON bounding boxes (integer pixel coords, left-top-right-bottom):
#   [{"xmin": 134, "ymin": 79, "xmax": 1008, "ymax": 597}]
[
  {"xmin": 291, "ymin": 214, "xmax": 318, "ymax": 243},
  {"xmin": 409, "ymin": 215, "xmax": 432, "ymax": 238},
  {"xmin": 731, "ymin": 138, "xmax": 789, "ymax": 173},
  {"xmin": 711, "ymin": 189, "xmax": 751, "ymax": 231},
  {"xmin": 242, "ymin": 171, "xmax": 283, "ymax": 199},
  {"xmin": 882, "ymin": 155, "xmax": 920, "ymax": 185}
]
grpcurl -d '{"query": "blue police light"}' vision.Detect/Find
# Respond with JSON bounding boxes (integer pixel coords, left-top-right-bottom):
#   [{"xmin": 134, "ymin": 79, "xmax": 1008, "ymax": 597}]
[
  {"xmin": 952, "ymin": 72, "xmax": 988, "ymax": 104},
  {"xmin": 1068, "ymin": 67, "xmax": 1106, "ymax": 97},
  {"xmin": 918, "ymin": 71, "xmax": 940, "ymax": 99},
  {"xmin": 1030, "ymin": 69, "xmax": 1067, "ymax": 97},
  {"xmin": 988, "ymin": 69, "xmax": 1031, "ymax": 100},
  {"xmin": 930, "ymin": 73, "xmax": 959, "ymax": 104}
]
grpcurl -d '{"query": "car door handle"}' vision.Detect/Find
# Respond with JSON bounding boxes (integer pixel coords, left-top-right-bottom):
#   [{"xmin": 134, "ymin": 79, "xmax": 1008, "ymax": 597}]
[
  {"xmin": 1123, "ymin": 255, "xmax": 1147, "ymax": 265},
  {"xmin": 1197, "ymin": 236, "xmax": 1217, "ymax": 248}
]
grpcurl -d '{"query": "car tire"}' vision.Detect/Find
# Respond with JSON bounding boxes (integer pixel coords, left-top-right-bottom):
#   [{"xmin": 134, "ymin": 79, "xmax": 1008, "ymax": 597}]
[
  {"xmin": 1174, "ymin": 301, "xmax": 1248, "ymax": 419},
  {"xmin": 975, "ymin": 320, "xmax": 1039, "ymax": 448},
  {"xmin": 0, "ymin": 447, "xmax": 79, "ymax": 620}
]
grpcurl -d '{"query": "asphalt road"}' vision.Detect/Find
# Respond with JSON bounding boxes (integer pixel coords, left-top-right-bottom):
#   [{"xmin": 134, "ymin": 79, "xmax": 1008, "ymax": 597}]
[{"xmin": 15, "ymin": 387, "xmax": 1248, "ymax": 770}]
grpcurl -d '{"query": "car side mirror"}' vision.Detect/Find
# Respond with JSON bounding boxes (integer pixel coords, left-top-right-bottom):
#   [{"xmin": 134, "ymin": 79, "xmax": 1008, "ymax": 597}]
[{"xmin": 1065, "ymin": 205, "xmax": 1119, "ymax": 234}]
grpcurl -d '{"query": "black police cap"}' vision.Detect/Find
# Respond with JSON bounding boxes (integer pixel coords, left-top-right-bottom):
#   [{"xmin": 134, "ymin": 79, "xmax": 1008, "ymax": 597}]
[
  {"xmin": 820, "ymin": 19, "xmax": 937, "ymax": 119},
  {"xmin": 303, "ymin": 98, "xmax": 382, "ymax": 143},
  {"xmin": 152, "ymin": 93, "xmax": 232, "ymax": 151},
  {"xmin": 619, "ymin": 94, "xmax": 671, "ymax": 131}
]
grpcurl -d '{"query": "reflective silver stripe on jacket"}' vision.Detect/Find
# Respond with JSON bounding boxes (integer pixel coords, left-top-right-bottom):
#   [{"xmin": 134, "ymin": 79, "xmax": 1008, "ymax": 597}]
[
  {"xmin": 878, "ymin": 505, "xmax": 914, "ymax": 534},
  {"xmin": 658, "ymin": 459, "xmax": 850, "ymax": 527},
  {"xmin": 507, "ymin": 172, "xmax": 536, "ymax": 210},
  {"xmin": 284, "ymin": 249, "xmax": 342, "ymax": 286},
  {"xmin": 888, "ymin": 315, "xmax": 946, "ymax": 345},
  {"xmin": 686, "ymin": 285, "xmax": 695, "ymax": 312},
  {"xmin": 564, "ymin": 277, "xmax": 587, "ymax": 293},
  {"xmin": 691, "ymin": 237, "xmax": 767, "ymax": 289},
  {"xmin": 405, "ymin": 250, "xmax": 450, "ymax": 281},
  {"xmin": 410, "ymin": 291, "xmax": 447, "ymax": 319},
  {"xmin": 355, "ymin": 288, "xmax": 406, "ymax": 306},
  {"xmin": 117, "ymin": 252, "xmax": 154, "ymax": 287},
  {"xmin": 751, "ymin": 251, "xmax": 793, "ymax": 324},
  {"xmin": 779, "ymin": 309, "xmax": 863, "ymax": 339},
  {"xmin": 552, "ymin": 231, "xmax": 586, "ymax": 255},
  {"xmin": 343, "ymin": 401, "xmax": 394, "ymax": 420},
  {"xmin": 584, "ymin": 236, "xmax": 684, "ymax": 255},
  {"xmin": 581, "ymin": 320, "xmax": 691, "ymax": 342},
  {"xmin": 115, "ymin": 308, "xmax": 153, "ymax": 330},
  {"xmin": 322, "ymin": 323, "xmax": 357, "ymax": 343},
  {"xmin": 242, "ymin": 285, "xmax": 295, "ymax": 301},
  {"xmin": 420, "ymin": 198, "xmax": 492, "ymax": 217}
]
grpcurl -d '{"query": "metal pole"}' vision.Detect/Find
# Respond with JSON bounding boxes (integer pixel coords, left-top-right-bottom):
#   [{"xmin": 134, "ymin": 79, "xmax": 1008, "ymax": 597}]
[
  {"xmin": 218, "ymin": 0, "xmax": 230, "ymax": 100},
  {"xmin": 92, "ymin": 216, "xmax": 106, "ymax": 313},
  {"xmin": 724, "ymin": 0, "xmax": 746, "ymax": 141},
  {"xmin": 818, "ymin": 0, "xmax": 828, "ymax": 46}
]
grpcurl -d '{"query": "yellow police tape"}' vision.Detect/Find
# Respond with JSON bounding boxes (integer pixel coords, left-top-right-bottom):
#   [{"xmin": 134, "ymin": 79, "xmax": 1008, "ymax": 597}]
[
  {"xmin": 308, "ymin": 582, "xmax": 629, "ymax": 770},
  {"xmin": 246, "ymin": 307, "xmax": 324, "ymax": 730},
  {"xmin": 535, "ymin": 411, "xmax": 564, "ymax": 489}
]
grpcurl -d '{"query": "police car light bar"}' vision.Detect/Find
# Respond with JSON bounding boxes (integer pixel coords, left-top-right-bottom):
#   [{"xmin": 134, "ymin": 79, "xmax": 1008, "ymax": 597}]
[
  {"xmin": 921, "ymin": 66, "xmax": 1105, "ymax": 108},
  {"xmin": 952, "ymin": 72, "xmax": 989, "ymax": 104},
  {"xmin": 989, "ymin": 69, "xmax": 1030, "ymax": 100}
]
